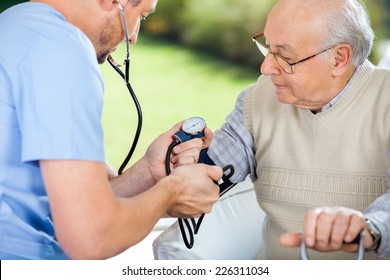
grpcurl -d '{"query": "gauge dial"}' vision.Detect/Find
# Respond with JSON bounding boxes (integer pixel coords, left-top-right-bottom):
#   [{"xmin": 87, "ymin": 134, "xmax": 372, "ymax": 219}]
[{"xmin": 182, "ymin": 117, "xmax": 206, "ymax": 135}]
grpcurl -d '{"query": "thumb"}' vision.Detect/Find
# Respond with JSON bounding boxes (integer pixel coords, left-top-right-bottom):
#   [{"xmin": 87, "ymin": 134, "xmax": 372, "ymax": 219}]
[
  {"xmin": 202, "ymin": 127, "xmax": 214, "ymax": 148},
  {"xmin": 279, "ymin": 232, "xmax": 302, "ymax": 247},
  {"xmin": 168, "ymin": 121, "xmax": 185, "ymax": 134},
  {"xmin": 204, "ymin": 164, "xmax": 223, "ymax": 182}
]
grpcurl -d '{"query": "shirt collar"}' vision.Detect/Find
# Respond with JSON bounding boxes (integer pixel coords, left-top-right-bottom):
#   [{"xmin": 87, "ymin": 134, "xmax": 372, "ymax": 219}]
[{"xmin": 311, "ymin": 65, "xmax": 362, "ymax": 113}]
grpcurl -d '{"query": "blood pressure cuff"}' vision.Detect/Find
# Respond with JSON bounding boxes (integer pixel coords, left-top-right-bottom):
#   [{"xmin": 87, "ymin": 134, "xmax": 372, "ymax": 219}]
[
  {"xmin": 199, "ymin": 149, "xmax": 236, "ymax": 196},
  {"xmin": 199, "ymin": 148, "xmax": 215, "ymax": 164}
]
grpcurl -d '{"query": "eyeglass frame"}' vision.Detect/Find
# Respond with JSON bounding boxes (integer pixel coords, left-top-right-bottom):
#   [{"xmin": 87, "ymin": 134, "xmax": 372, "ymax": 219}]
[{"xmin": 252, "ymin": 32, "xmax": 336, "ymax": 74}]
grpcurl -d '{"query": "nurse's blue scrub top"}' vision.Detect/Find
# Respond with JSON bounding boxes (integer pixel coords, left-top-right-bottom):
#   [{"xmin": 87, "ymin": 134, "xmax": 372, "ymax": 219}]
[{"xmin": 0, "ymin": 3, "xmax": 105, "ymax": 259}]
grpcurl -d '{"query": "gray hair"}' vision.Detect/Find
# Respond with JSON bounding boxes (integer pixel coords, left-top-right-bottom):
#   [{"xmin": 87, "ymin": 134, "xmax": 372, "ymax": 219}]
[{"xmin": 321, "ymin": 0, "xmax": 374, "ymax": 66}]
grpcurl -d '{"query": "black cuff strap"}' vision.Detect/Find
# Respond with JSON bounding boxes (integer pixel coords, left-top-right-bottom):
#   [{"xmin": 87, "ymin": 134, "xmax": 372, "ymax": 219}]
[{"xmin": 199, "ymin": 148, "xmax": 236, "ymax": 196}]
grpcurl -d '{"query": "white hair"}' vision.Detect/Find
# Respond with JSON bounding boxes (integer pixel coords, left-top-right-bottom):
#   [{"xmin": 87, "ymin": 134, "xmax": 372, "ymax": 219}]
[{"xmin": 321, "ymin": 0, "xmax": 374, "ymax": 66}]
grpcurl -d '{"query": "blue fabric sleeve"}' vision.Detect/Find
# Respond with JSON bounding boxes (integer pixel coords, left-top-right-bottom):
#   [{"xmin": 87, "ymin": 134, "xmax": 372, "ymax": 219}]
[{"xmin": 14, "ymin": 32, "xmax": 105, "ymax": 163}]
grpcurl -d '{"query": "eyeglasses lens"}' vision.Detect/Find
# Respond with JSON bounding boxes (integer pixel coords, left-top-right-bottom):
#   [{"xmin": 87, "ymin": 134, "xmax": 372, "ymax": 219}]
[{"xmin": 253, "ymin": 35, "xmax": 293, "ymax": 74}]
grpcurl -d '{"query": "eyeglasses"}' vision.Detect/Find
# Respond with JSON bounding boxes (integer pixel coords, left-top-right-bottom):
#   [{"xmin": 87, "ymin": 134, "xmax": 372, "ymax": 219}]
[{"xmin": 252, "ymin": 32, "xmax": 335, "ymax": 74}]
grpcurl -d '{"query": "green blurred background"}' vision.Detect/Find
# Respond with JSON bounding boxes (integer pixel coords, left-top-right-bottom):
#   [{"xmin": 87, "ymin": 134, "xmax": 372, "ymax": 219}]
[
  {"xmin": 3, "ymin": 0, "xmax": 389, "ymax": 64},
  {"xmin": 2, "ymin": 0, "xmax": 390, "ymax": 170}
]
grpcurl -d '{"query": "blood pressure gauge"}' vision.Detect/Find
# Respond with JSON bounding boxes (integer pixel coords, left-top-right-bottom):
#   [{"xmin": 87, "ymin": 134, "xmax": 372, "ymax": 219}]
[
  {"xmin": 174, "ymin": 117, "xmax": 206, "ymax": 142},
  {"xmin": 182, "ymin": 117, "xmax": 206, "ymax": 135}
]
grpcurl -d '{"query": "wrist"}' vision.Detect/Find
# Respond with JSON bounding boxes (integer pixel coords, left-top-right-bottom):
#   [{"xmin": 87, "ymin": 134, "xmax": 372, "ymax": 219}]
[
  {"xmin": 133, "ymin": 157, "xmax": 158, "ymax": 185},
  {"xmin": 141, "ymin": 155, "xmax": 168, "ymax": 185},
  {"xmin": 156, "ymin": 175, "xmax": 180, "ymax": 215},
  {"xmin": 365, "ymin": 218, "xmax": 381, "ymax": 252}
]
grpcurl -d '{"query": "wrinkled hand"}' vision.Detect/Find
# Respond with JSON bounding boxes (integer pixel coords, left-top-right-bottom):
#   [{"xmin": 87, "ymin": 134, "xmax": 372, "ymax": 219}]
[
  {"xmin": 165, "ymin": 163, "xmax": 222, "ymax": 218},
  {"xmin": 279, "ymin": 207, "xmax": 374, "ymax": 253},
  {"xmin": 143, "ymin": 121, "xmax": 213, "ymax": 183}
]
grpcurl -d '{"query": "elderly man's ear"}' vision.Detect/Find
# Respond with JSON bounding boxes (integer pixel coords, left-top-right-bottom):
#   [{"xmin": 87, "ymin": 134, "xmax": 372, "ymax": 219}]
[{"xmin": 331, "ymin": 44, "xmax": 353, "ymax": 77}]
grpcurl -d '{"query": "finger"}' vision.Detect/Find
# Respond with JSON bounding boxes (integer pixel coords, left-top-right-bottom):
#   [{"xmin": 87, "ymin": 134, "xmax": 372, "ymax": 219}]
[
  {"xmin": 279, "ymin": 232, "xmax": 302, "ymax": 247},
  {"xmin": 161, "ymin": 121, "xmax": 185, "ymax": 141},
  {"xmin": 172, "ymin": 138, "xmax": 203, "ymax": 155},
  {"xmin": 171, "ymin": 145, "xmax": 201, "ymax": 164},
  {"xmin": 304, "ymin": 208, "xmax": 321, "ymax": 247},
  {"xmin": 344, "ymin": 213, "xmax": 364, "ymax": 243},
  {"xmin": 316, "ymin": 209, "xmax": 336, "ymax": 248},
  {"xmin": 172, "ymin": 156, "xmax": 196, "ymax": 168},
  {"xmin": 340, "ymin": 242, "xmax": 360, "ymax": 253},
  {"xmin": 202, "ymin": 164, "xmax": 223, "ymax": 181},
  {"xmin": 330, "ymin": 212, "xmax": 350, "ymax": 249},
  {"xmin": 202, "ymin": 127, "xmax": 214, "ymax": 148},
  {"xmin": 159, "ymin": 121, "xmax": 185, "ymax": 147},
  {"xmin": 169, "ymin": 121, "xmax": 185, "ymax": 134}
]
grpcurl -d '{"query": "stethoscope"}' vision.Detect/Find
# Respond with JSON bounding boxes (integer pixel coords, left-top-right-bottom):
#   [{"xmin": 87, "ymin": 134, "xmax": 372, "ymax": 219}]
[
  {"xmin": 107, "ymin": 2, "xmax": 237, "ymax": 250},
  {"xmin": 105, "ymin": 11, "xmax": 370, "ymax": 253},
  {"xmin": 107, "ymin": 2, "xmax": 142, "ymax": 175}
]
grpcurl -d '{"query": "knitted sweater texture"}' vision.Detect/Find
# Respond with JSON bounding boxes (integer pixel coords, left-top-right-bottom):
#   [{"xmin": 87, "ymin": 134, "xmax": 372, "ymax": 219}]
[{"xmin": 243, "ymin": 60, "xmax": 390, "ymax": 259}]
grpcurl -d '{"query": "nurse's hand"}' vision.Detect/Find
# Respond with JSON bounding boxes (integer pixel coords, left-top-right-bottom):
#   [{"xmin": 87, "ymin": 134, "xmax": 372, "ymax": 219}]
[
  {"xmin": 111, "ymin": 121, "xmax": 213, "ymax": 198},
  {"xmin": 143, "ymin": 121, "xmax": 213, "ymax": 183},
  {"xmin": 165, "ymin": 163, "xmax": 221, "ymax": 218},
  {"xmin": 170, "ymin": 127, "xmax": 213, "ymax": 168}
]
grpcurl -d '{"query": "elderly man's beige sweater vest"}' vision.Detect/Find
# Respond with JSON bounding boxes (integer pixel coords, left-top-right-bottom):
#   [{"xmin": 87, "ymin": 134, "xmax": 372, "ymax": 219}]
[{"xmin": 243, "ymin": 61, "xmax": 390, "ymax": 259}]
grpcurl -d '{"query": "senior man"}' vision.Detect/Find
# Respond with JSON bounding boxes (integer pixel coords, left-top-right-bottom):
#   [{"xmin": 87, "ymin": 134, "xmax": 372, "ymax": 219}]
[{"xmin": 205, "ymin": 0, "xmax": 390, "ymax": 259}]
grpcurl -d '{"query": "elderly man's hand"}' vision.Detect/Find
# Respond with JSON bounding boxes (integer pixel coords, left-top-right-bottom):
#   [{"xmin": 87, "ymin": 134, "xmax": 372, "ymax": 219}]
[{"xmin": 279, "ymin": 207, "xmax": 375, "ymax": 253}]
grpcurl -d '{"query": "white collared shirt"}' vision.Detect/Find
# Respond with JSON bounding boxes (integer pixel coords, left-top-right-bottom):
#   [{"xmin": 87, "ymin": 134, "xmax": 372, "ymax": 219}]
[{"xmin": 319, "ymin": 65, "xmax": 362, "ymax": 112}]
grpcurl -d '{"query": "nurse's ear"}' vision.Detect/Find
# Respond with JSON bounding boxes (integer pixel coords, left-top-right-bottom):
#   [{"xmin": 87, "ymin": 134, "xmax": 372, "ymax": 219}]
[{"xmin": 99, "ymin": 0, "xmax": 118, "ymax": 11}]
